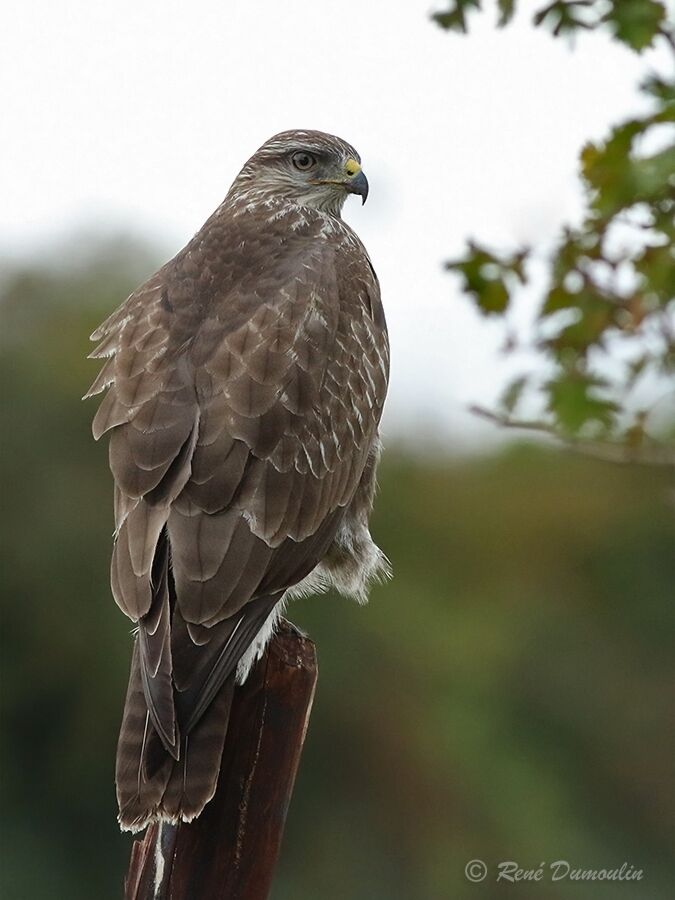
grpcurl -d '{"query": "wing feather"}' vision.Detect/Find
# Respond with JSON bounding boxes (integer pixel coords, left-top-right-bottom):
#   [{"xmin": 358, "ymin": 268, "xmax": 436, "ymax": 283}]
[{"xmin": 88, "ymin": 204, "xmax": 389, "ymax": 763}]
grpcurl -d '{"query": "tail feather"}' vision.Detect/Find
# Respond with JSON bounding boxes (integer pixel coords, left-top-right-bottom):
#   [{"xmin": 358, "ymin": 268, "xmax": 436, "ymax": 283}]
[
  {"xmin": 116, "ymin": 642, "xmax": 236, "ymax": 832},
  {"xmin": 160, "ymin": 676, "xmax": 235, "ymax": 823},
  {"xmin": 116, "ymin": 589, "xmax": 283, "ymax": 831},
  {"xmin": 137, "ymin": 554, "xmax": 179, "ymax": 757},
  {"xmin": 116, "ymin": 644, "xmax": 173, "ymax": 831}
]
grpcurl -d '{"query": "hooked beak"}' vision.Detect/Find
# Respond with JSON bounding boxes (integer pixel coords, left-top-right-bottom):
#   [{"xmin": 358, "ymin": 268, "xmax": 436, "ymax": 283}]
[
  {"xmin": 343, "ymin": 158, "xmax": 369, "ymax": 204},
  {"xmin": 345, "ymin": 169, "xmax": 369, "ymax": 205},
  {"xmin": 312, "ymin": 158, "xmax": 370, "ymax": 205}
]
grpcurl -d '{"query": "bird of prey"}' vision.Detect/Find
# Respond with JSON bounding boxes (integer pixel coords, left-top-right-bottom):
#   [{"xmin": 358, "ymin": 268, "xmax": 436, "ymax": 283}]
[{"xmin": 86, "ymin": 129, "xmax": 389, "ymax": 832}]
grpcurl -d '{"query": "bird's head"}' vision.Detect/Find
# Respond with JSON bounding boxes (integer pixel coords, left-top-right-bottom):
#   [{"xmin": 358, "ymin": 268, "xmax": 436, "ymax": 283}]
[{"xmin": 230, "ymin": 129, "xmax": 369, "ymax": 216}]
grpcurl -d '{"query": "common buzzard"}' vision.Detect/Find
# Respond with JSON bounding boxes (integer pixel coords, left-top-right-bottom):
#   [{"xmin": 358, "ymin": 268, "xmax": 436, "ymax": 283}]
[{"xmin": 86, "ymin": 129, "xmax": 389, "ymax": 831}]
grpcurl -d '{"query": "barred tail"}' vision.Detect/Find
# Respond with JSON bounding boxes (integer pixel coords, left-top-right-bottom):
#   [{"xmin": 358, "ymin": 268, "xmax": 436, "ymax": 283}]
[{"xmin": 115, "ymin": 642, "xmax": 235, "ymax": 833}]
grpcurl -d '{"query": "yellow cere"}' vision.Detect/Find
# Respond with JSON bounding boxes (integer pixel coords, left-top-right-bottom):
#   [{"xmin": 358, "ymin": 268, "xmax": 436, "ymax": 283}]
[{"xmin": 344, "ymin": 158, "xmax": 361, "ymax": 177}]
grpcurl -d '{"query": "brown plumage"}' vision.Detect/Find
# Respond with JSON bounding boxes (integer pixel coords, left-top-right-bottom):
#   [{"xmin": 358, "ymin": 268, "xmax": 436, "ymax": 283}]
[{"xmin": 86, "ymin": 129, "xmax": 389, "ymax": 831}]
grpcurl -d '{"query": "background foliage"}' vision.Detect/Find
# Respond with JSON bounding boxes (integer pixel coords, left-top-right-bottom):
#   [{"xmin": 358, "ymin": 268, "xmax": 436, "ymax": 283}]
[
  {"xmin": 1, "ymin": 244, "xmax": 674, "ymax": 898},
  {"xmin": 435, "ymin": 0, "xmax": 675, "ymax": 461}
]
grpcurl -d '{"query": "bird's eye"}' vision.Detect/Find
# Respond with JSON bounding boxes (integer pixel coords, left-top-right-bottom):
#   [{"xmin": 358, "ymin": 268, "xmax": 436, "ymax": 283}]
[{"xmin": 291, "ymin": 151, "xmax": 317, "ymax": 171}]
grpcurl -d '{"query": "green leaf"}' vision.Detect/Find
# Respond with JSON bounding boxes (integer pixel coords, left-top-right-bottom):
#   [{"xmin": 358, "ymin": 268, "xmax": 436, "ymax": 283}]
[
  {"xmin": 533, "ymin": 1, "xmax": 595, "ymax": 37},
  {"xmin": 445, "ymin": 243, "xmax": 528, "ymax": 316},
  {"xmin": 545, "ymin": 373, "xmax": 620, "ymax": 434},
  {"xmin": 579, "ymin": 113, "xmax": 675, "ymax": 220},
  {"xmin": 499, "ymin": 375, "xmax": 528, "ymax": 414},
  {"xmin": 581, "ymin": 119, "xmax": 644, "ymax": 217},
  {"xmin": 634, "ymin": 243, "xmax": 675, "ymax": 305},
  {"xmin": 498, "ymin": 0, "xmax": 516, "ymax": 26},
  {"xmin": 606, "ymin": 0, "xmax": 665, "ymax": 52},
  {"xmin": 432, "ymin": 0, "xmax": 482, "ymax": 32},
  {"xmin": 542, "ymin": 284, "xmax": 623, "ymax": 356},
  {"xmin": 641, "ymin": 74, "xmax": 675, "ymax": 106}
]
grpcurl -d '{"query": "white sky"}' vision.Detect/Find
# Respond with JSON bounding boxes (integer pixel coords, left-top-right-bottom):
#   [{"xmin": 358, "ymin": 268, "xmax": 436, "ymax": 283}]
[{"xmin": 2, "ymin": 0, "xmax": 670, "ymax": 448}]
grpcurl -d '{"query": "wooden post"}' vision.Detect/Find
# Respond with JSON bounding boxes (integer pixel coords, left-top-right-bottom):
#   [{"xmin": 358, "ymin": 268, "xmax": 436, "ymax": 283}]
[{"xmin": 124, "ymin": 620, "xmax": 317, "ymax": 900}]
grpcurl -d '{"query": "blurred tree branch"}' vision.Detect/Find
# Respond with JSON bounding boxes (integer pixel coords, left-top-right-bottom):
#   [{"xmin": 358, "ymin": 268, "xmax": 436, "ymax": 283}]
[
  {"xmin": 433, "ymin": 0, "xmax": 675, "ymax": 463},
  {"xmin": 470, "ymin": 404, "xmax": 675, "ymax": 466}
]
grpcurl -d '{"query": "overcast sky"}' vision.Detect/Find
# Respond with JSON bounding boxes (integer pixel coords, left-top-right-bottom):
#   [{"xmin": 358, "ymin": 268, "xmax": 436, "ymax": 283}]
[{"xmin": 2, "ymin": 1, "xmax": 669, "ymax": 448}]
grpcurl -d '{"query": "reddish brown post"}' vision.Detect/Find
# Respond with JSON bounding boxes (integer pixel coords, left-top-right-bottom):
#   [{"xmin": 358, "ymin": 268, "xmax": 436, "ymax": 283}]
[{"xmin": 124, "ymin": 620, "xmax": 317, "ymax": 900}]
